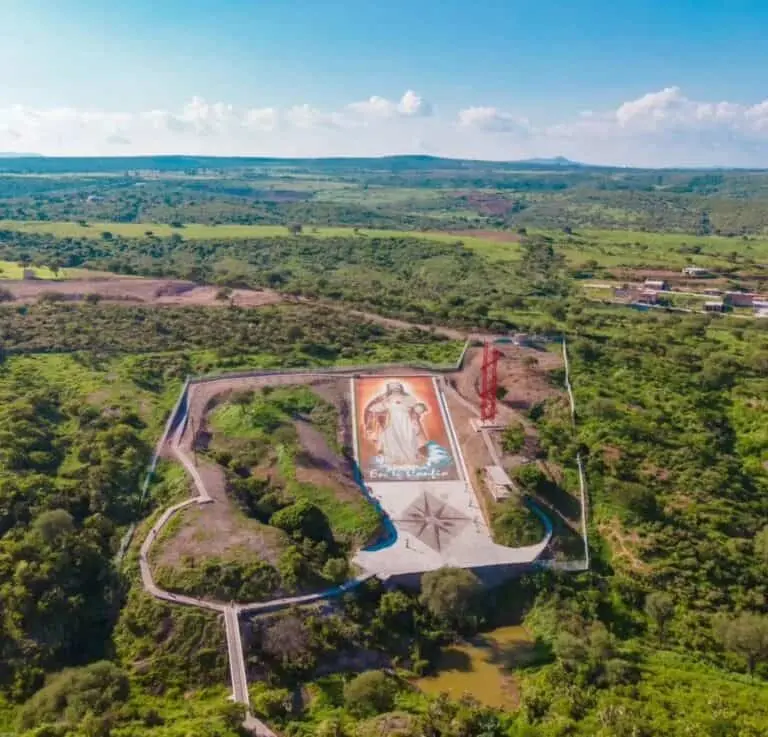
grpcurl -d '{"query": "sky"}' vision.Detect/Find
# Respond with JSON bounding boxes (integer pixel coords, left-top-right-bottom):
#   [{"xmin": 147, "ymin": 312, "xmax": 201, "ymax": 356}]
[{"xmin": 1, "ymin": 0, "xmax": 768, "ymax": 166}]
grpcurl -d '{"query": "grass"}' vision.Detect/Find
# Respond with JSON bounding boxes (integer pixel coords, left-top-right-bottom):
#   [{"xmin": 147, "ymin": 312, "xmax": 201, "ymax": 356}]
[
  {"xmin": 0, "ymin": 257, "xmax": 126, "ymax": 281},
  {"xmin": 4, "ymin": 219, "xmax": 766, "ymax": 278},
  {"xmin": 210, "ymin": 386, "xmax": 381, "ymax": 545},
  {"xmin": 0, "ymin": 218, "xmax": 509, "ymax": 253},
  {"xmin": 0, "ymin": 259, "xmax": 64, "ymax": 279}
]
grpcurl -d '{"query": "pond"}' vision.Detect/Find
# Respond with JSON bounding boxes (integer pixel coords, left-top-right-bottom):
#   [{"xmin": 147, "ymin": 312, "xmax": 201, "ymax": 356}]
[{"xmin": 413, "ymin": 625, "xmax": 539, "ymax": 709}]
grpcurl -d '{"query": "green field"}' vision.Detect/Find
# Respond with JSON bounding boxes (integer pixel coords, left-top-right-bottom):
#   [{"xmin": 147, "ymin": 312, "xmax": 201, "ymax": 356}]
[
  {"xmin": 3, "ymin": 220, "xmax": 767, "ymax": 270},
  {"xmin": 0, "ymin": 259, "xmax": 65, "ymax": 279},
  {"xmin": 0, "ymin": 258, "xmax": 129, "ymax": 281},
  {"xmin": 0, "ymin": 218, "xmax": 504, "ymax": 249}
]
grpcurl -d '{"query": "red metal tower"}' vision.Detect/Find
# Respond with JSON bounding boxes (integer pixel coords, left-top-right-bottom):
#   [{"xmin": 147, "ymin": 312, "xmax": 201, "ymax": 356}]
[{"xmin": 479, "ymin": 340, "xmax": 502, "ymax": 423}]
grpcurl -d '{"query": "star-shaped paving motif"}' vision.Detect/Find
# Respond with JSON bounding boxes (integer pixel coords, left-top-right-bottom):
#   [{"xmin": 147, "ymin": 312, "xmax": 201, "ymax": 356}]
[{"xmin": 395, "ymin": 490, "xmax": 471, "ymax": 552}]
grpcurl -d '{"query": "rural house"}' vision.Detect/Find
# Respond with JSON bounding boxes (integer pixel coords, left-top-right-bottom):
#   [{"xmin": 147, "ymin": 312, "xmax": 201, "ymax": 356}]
[
  {"xmin": 643, "ymin": 279, "xmax": 668, "ymax": 290},
  {"xmin": 682, "ymin": 266, "xmax": 710, "ymax": 277}
]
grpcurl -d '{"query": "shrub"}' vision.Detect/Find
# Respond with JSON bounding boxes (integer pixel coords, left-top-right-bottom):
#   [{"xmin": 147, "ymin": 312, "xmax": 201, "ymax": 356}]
[
  {"xmin": 343, "ymin": 671, "xmax": 397, "ymax": 718},
  {"xmin": 419, "ymin": 567, "xmax": 481, "ymax": 630},
  {"xmin": 19, "ymin": 661, "xmax": 129, "ymax": 728}
]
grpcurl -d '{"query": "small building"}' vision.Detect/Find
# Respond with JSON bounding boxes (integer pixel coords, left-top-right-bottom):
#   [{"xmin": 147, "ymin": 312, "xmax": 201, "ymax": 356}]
[
  {"xmin": 22, "ymin": 268, "xmax": 35, "ymax": 280},
  {"xmin": 484, "ymin": 466, "xmax": 514, "ymax": 501},
  {"xmin": 704, "ymin": 301, "xmax": 726, "ymax": 313},
  {"xmin": 682, "ymin": 266, "xmax": 710, "ymax": 277},
  {"xmin": 755, "ymin": 308, "xmax": 768, "ymax": 319},
  {"xmin": 725, "ymin": 292, "xmax": 754, "ymax": 308},
  {"xmin": 635, "ymin": 290, "xmax": 659, "ymax": 305},
  {"xmin": 752, "ymin": 299, "xmax": 768, "ymax": 311},
  {"xmin": 644, "ymin": 279, "xmax": 668, "ymax": 291}
]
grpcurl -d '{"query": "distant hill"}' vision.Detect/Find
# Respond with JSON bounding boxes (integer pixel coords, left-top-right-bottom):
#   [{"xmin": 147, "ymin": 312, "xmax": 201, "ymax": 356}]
[
  {"xmin": 0, "ymin": 153, "xmax": 760, "ymax": 175},
  {"xmin": 0, "ymin": 153, "xmax": 593, "ymax": 175},
  {"xmin": 516, "ymin": 156, "xmax": 584, "ymax": 167}
]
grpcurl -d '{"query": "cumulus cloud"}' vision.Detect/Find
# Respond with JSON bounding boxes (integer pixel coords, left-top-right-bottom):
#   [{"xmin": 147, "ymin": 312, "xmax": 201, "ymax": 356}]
[
  {"xmin": 1, "ymin": 88, "xmax": 768, "ymax": 166},
  {"xmin": 457, "ymin": 106, "xmax": 530, "ymax": 134},
  {"xmin": 347, "ymin": 90, "xmax": 432, "ymax": 119}
]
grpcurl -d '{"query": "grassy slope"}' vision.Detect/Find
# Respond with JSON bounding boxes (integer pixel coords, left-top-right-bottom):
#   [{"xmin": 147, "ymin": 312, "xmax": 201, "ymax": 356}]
[
  {"xmin": 0, "ymin": 258, "xmax": 131, "ymax": 281},
  {"xmin": 209, "ymin": 387, "xmax": 380, "ymax": 544}
]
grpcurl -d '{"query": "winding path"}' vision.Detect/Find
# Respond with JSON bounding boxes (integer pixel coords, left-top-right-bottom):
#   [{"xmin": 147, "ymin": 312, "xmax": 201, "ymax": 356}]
[{"xmin": 137, "ymin": 384, "xmax": 377, "ymax": 736}]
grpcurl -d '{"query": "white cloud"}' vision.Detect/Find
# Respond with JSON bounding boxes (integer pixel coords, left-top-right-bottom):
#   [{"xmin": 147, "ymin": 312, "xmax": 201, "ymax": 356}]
[
  {"xmin": 347, "ymin": 90, "xmax": 432, "ymax": 120},
  {"xmin": 1, "ymin": 88, "xmax": 768, "ymax": 166},
  {"xmin": 457, "ymin": 106, "xmax": 530, "ymax": 134}
]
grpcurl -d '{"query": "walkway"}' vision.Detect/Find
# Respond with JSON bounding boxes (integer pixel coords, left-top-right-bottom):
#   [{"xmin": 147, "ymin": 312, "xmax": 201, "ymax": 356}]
[{"xmin": 136, "ymin": 391, "xmax": 378, "ymax": 736}]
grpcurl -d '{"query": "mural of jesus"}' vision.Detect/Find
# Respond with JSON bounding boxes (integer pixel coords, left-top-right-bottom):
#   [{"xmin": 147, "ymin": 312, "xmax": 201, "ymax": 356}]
[{"xmin": 363, "ymin": 382, "xmax": 428, "ymax": 467}]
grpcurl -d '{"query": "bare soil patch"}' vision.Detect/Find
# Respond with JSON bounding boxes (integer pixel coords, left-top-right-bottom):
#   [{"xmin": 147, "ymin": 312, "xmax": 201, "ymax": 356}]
[
  {"xmin": 0, "ymin": 277, "xmax": 283, "ymax": 308},
  {"xmin": 293, "ymin": 418, "xmax": 367, "ymax": 510},
  {"xmin": 598, "ymin": 517, "xmax": 650, "ymax": 575},
  {"xmin": 152, "ymin": 464, "xmax": 286, "ymax": 570},
  {"xmin": 450, "ymin": 345, "xmax": 563, "ymax": 416}
]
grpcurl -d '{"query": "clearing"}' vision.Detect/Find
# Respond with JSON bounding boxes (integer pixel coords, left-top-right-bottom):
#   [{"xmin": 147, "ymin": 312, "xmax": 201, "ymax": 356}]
[{"xmin": 0, "ymin": 276, "xmax": 283, "ymax": 307}]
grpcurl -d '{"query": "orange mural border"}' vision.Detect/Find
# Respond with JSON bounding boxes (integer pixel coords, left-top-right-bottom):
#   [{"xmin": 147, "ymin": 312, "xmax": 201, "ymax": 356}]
[{"xmin": 354, "ymin": 376, "xmax": 458, "ymax": 482}]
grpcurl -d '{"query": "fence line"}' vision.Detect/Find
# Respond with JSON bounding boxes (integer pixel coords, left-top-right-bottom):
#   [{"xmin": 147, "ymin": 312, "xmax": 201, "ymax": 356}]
[
  {"xmin": 114, "ymin": 377, "xmax": 192, "ymax": 566},
  {"xmin": 562, "ymin": 336, "xmax": 590, "ymax": 571}
]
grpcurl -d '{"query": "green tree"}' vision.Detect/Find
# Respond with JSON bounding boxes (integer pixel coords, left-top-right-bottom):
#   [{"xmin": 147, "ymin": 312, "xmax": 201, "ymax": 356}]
[
  {"xmin": 754, "ymin": 525, "xmax": 768, "ymax": 566},
  {"xmin": 343, "ymin": 671, "xmax": 397, "ymax": 718},
  {"xmin": 715, "ymin": 613, "xmax": 768, "ymax": 675},
  {"xmin": 501, "ymin": 422, "xmax": 526, "ymax": 453},
  {"xmin": 645, "ymin": 592, "xmax": 675, "ymax": 643},
  {"xmin": 419, "ymin": 567, "xmax": 481, "ymax": 630}
]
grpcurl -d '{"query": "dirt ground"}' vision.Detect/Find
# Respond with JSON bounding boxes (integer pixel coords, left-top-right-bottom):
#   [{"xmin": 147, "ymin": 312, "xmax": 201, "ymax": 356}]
[
  {"xmin": 0, "ymin": 277, "xmax": 283, "ymax": 307},
  {"xmin": 607, "ymin": 268, "xmax": 734, "ymax": 289},
  {"xmin": 152, "ymin": 496, "xmax": 285, "ymax": 569},
  {"xmin": 449, "ymin": 344, "xmax": 564, "ymax": 415}
]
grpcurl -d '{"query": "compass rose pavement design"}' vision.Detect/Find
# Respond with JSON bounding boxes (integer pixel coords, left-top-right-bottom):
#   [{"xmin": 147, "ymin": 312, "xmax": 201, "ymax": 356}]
[{"xmin": 394, "ymin": 490, "xmax": 471, "ymax": 552}]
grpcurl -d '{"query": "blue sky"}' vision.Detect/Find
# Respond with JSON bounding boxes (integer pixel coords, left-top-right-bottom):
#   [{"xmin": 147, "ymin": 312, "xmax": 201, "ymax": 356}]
[{"xmin": 2, "ymin": 0, "xmax": 768, "ymax": 165}]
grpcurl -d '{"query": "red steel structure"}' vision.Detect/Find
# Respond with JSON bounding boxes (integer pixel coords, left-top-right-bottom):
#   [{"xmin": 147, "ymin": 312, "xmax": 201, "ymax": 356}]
[{"xmin": 479, "ymin": 340, "xmax": 503, "ymax": 423}]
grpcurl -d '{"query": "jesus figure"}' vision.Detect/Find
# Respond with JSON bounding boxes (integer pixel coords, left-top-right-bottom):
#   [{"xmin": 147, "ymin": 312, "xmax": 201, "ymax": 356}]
[{"xmin": 363, "ymin": 382, "xmax": 428, "ymax": 467}]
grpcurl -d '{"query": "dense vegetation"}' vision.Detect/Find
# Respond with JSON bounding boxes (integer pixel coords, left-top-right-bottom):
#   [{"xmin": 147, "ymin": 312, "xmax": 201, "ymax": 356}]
[
  {"xmin": 3, "ymin": 155, "xmax": 768, "ymax": 233},
  {"xmin": 0, "ymin": 301, "xmax": 461, "ymax": 361}
]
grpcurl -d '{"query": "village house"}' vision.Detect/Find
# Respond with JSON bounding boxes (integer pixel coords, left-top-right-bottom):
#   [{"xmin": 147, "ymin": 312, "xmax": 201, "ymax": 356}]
[
  {"xmin": 682, "ymin": 266, "xmax": 710, "ymax": 277},
  {"xmin": 643, "ymin": 279, "xmax": 669, "ymax": 291},
  {"xmin": 704, "ymin": 301, "xmax": 726, "ymax": 313},
  {"xmin": 635, "ymin": 290, "xmax": 659, "ymax": 305},
  {"xmin": 724, "ymin": 292, "xmax": 755, "ymax": 308}
]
